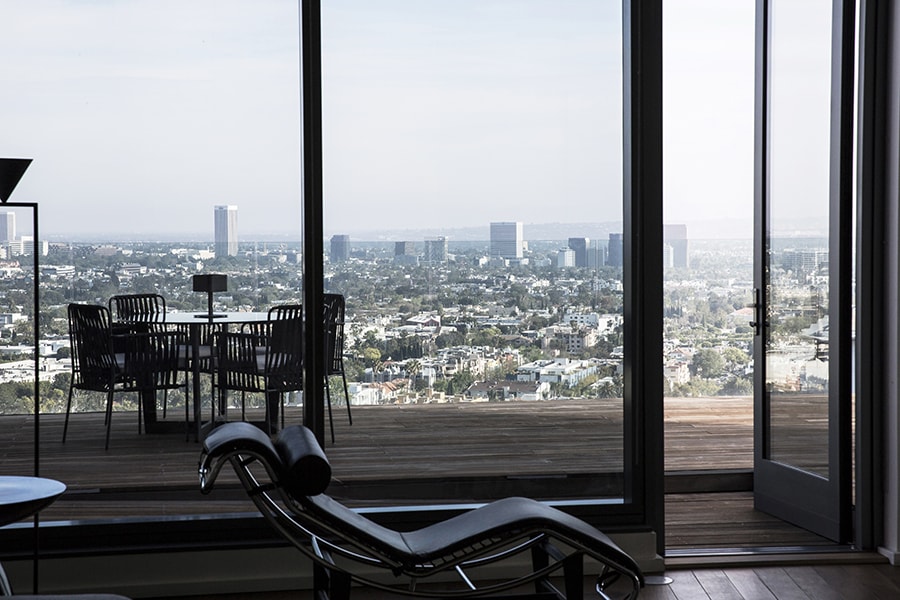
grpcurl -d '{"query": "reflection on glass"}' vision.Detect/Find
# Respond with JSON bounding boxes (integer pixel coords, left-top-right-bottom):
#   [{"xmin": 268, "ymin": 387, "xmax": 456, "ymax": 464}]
[
  {"xmin": 322, "ymin": 0, "xmax": 625, "ymax": 503},
  {"xmin": 766, "ymin": 0, "xmax": 832, "ymax": 477}
]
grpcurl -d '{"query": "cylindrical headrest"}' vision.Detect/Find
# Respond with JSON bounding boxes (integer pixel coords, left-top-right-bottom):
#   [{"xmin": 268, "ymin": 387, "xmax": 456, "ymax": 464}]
[{"xmin": 274, "ymin": 425, "xmax": 332, "ymax": 496}]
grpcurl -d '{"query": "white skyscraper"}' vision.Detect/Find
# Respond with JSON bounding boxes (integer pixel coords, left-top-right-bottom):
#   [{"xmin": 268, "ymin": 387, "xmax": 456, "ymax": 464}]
[
  {"xmin": 214, "ymin": 205, "xmax": 238, "ymax": 257},
  {"xmin": 490, "ymin": 222, "xmax": 523, "ymax": 259},
  {"xmin": 0, "ymin": 212, "xmax": 15, "ymax": 243}
]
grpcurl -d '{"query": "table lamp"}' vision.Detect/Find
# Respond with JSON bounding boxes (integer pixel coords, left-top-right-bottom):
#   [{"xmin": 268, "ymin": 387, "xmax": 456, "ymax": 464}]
[{"xmin": 193, "ymin": 274, "xmax": 227, "ymax": 318}]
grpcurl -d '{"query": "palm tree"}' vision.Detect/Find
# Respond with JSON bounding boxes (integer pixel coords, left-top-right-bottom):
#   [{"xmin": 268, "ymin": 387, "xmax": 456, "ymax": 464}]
[{"xmin": 405, "ymin": 359, "xmax": 422, "ymax": 394}]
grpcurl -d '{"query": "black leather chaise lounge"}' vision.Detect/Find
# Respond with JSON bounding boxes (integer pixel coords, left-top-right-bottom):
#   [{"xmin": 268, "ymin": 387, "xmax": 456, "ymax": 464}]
[{"xmin": 199, "ymin": 422, "xmax": 644, "ymax": 600}]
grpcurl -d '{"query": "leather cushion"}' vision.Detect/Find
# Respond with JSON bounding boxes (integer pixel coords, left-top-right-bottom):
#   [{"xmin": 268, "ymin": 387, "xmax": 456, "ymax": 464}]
[{"xmin": 274, "ymin": 425, "xmax": 332, "ymax": 496}]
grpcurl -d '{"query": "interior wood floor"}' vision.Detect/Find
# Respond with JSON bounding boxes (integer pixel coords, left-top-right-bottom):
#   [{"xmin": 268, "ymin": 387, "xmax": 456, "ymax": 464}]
[{"xmin": 148, "ymin": 563, "xmax": 900, "ymax": 600}]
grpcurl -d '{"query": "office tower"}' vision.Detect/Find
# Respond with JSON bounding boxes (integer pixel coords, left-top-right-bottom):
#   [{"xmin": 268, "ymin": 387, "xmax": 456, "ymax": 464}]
[
  {"xmin": 663, "ymin": 224, "xmax": 689, "ymax": 268},
  {"xmin": 394, "ymin": 241, "xmax": 414, "ymax": 257},
  {"xmin": 556, "ymin": 248, "xmax": 575, "ymax": 268},
  {"xmin": 490, "ymin": 222, "xmax": 523, "ymax": 259},
  {"xmin": 330, "ymin": 234, "xmax": 350, "ymax": 262},
  {"xmin": 587, "ymin": 240, "xmax": 604, "ymax": 269},
  {"xmin": 567, "ymin": 237, "xmax": 590, "ymax": 268},
  {"xmin": 663, "ymin": 243, "xmax": 675, "ymax": 268},
  {"xmin": 423, "ymin": 236, "xmax": 448, "ymax": 263},
  {"xmin": 394, "ymin": 241, "xmax": 418, "ymax": 266},
  {"xmin": 782, "ymin": 248, "xmax": 827, "ymax": 274},
  {"xmin": 0, "ymin": 212, "xmax": 14, "ymax": 243},
  {"xmin": 607, "ymin": 233, "xmax": 623, "ymax": 267},
  {"xmin": 214, "ymin": 205, "xmax": 238, "ymax": 257}
]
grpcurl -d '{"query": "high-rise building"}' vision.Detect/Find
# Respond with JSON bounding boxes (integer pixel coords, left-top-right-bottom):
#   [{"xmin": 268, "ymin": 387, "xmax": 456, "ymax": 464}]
[
  {"xmin": 0, "ymin": 212, "xmax": 15, "ymax": 244},
  {"xmin": 490, "ymin": 222, "xmax": 523, "ymax": 259},
  {"xmin": 214, "ymin": 205, "xmax": 238, "ymax": 257},
  {"xmin": 556, "ymin": 248, "xmax": 575, "ymax": 268},
  {"xmin": 607, "ymin": 233, "xmax": 623, "ymax": 267},
  {"xmin": 567, "ymin": 237, "xmax": 590, "ymax": 268},
  {"xmin": 330, "ymin": 234, "xmax": 350, "ymax": 262},
  {"xmin": 663, "ymin": 224, "xmax": 689, "ymax": 268},
  {"xmin": 394, "ymin": 241, "xmax": 418, "ymax": 266},
  {"xmin": 423, "ymin": 236, "xmax": 448, "ymax": 263},
  {"xmin": 588, "ymin": 240, "xmax": 605, "ymax": 269},
  {"xmin": 782, "ymin": 248, "xmax": 828, "ymax": 274},
  {"xmin": 394, "ymin": 241, "xmax": 414, "ymax": 257}
]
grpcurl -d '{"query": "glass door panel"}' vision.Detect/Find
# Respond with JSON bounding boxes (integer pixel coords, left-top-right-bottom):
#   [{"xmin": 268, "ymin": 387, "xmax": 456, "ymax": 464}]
[
  {"xmin": 765, "ymin": 0, "xmax": 832, "ymax": 477},
  {"xmin": 753, "ymin": 0, "xmax": 852, "ymax": 542}
]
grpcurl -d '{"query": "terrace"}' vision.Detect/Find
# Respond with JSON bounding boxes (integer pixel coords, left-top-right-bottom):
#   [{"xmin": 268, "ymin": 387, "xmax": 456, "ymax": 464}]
[{"xmin": 2, "ymin": 396, "xmax": 832, "ymax": 552}]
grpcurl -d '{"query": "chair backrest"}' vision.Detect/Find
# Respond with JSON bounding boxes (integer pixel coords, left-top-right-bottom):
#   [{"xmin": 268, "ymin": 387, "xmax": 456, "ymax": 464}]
[
  {"xmin": 68, "ymin": 303, "xmax": 116, "ymax": 387},
  {"xmin": 323, "ymin": 294, "xmax": 346, "ymax": 375},
  {"xmin": 108, "ymin": 293, "xmax": 166, "ymax": 323},
  {"xmin": 120, "ymin": 329, "xmax": 184, "ymax": 392},
  {"xmin": 265, "ymin": 305, "xmax": 303, "ymax": 382}
]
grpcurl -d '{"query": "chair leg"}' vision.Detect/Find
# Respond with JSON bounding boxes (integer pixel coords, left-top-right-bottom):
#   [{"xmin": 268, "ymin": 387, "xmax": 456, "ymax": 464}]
[
  {"xmin": 261, "ymin": 388, "xmax": 270, "ymax": 435},
  {"xmin": 185, "ymin": 381, "xmax": 190, "ymax": 442},
  {"xmin": 137, "ymin": 392, "xmax": 144, "ymax": 435},
  {"xmin": 325, "ymin": 376, "xmax": 335, "ymax": 444},
  {"xmin": 105, "ymin": 390, "xmax": 115, "ymax": 450},
  {"xmin": 341, "ymin": 371, "xmax": 352, "ymax": 426},
  {"xmin": 62, "ymin": 386, "xmax": 75, "ymax": 443},
  {"xmin": 561, "ymin": 553, "xmax": 584, "ymax": 600},
  {"xmin": 313, "ymin": 562, "xmax": 351, "ymax": 600}
]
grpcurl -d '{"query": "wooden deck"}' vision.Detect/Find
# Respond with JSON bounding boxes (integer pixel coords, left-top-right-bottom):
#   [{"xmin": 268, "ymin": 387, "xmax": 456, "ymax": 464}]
[{"xmin": 0, "ymin": 396, "xmax": 835, "ymax": 550}]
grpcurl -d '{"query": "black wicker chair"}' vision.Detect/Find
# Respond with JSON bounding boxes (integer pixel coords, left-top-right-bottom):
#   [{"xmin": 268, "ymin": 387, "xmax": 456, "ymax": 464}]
[
  {"xmin": 64, "ymin": 303, "xmax": 185, "ymax": 449},
  {"xmin": 323, "ymin": 293, "xmax": 352, "ymax": 443},
  {"xmin": 217, "ymin": 304, "xmax": 303, "ymax": 433},
  {"xmin": 199, "ymin": 422, "xmax": 643, "ymax": 600}
]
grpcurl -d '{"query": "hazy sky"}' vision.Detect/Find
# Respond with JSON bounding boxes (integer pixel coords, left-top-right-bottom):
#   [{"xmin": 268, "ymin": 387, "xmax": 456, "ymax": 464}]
[{"xmin": 1, "ymin": 1, "xmax": 763, "ymax": 241}]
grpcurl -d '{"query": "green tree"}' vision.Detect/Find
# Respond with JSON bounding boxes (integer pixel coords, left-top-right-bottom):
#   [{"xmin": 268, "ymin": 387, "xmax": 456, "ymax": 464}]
[
  {"xmin": 446, "ymin": 370, "xmax": 474, "ymax": 395},
  {"xmin": 362, "ymin": 347, "xmax": 382, "ymax": 367},
  {"xmin": 690, "ymin": 349, "xmax": 726, "ymax": 379}
]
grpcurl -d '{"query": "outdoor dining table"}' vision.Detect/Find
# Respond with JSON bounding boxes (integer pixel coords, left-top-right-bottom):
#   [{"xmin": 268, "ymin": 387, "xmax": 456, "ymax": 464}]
[{"xmin": 147, "ymin": 311, "xmax": 270, "ymax": 439}]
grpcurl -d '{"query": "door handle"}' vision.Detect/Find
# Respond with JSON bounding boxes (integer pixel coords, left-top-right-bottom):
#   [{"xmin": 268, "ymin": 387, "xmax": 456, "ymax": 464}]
[{"xmin": 749, "ymin": 287, "xmax": 763, "ymax": 336}]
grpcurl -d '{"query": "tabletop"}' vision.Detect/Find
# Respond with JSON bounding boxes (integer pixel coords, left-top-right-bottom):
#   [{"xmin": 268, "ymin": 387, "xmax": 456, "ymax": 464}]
[
  {"xmin": 0, "ymin": 476, "xmax": 66, "ymax": 527},
  {"xmin": 160, "ymin": 311, "xmax": 271, "ymax": 325}
]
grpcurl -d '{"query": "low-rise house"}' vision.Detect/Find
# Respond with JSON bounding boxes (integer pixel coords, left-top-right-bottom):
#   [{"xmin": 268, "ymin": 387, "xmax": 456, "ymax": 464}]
[{"xmin": 465, "ymin": 380, "xmax": 550, "ymax": 401}]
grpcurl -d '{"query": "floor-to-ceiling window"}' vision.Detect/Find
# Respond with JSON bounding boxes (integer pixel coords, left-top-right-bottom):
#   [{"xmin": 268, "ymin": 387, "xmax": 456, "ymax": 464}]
[
  {"xmin": 317, "ymin": 0, "xmax": 632, "ymax": 507},
  {"xmin": 0, "ymin": 0, "xmax": 664, "ymax": 572}
]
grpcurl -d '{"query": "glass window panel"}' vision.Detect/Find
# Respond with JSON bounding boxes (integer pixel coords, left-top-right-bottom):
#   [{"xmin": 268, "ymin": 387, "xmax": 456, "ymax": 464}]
[
  {"xmin": 663, "ymin": 1, "xmax": 756, "ymax": 474},
  {"xmin": 0, "ymin": 1, "xmax": 301, "ymax": 522},
  {"xmin": 321, "ymin": 0, "xmax": 626, "ymax": 504}
]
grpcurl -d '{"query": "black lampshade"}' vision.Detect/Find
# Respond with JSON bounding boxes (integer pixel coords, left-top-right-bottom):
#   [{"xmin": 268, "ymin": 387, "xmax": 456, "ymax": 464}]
[
  {"xmin": 193, "ymin": 274, "xmax": 227, "ymax": 293},
  {"xmin": 0, "ymin": 158, "xmax": 32, "ymax": 202},
  {"xmin": 193, "ymin": 274, "xmax": 227, "ymax": 319}
]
